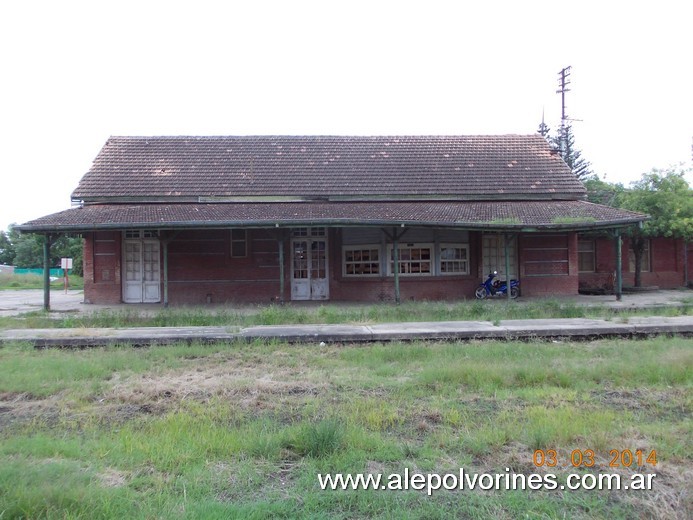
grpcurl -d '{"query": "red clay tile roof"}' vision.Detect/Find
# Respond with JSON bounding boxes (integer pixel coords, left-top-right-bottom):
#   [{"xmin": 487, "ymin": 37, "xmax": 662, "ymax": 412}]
[
  {"xmin": 18, "ymin": 201, "xmax": 646, "ymax": 232},
  {"xmin": 72, "ymin": 135, "xmax": 586, "ymax": 201}
]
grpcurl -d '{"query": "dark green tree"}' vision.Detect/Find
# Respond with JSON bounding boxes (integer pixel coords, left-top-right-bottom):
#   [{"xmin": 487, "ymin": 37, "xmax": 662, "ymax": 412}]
[
  {"xmin": 52, "ymin": 236, "xmax": 83, "ymax": 276},
  {"xmin": 12, "ymin": 233, "xmax": 44, "ymax": 268},
  {"xmin": 582, "ymin": 176, "xmax": 624, "ymax": 206},
  {"xmin": 0, "ymin": 230, "xmax": 15, "ymax": 265},
  {"xmin": 617, "ymin": 167, "xmax": 693, "ymax": 287},
  {"xmin": 551, "ymin": 125, "xmax": 593, "ymax": 180},
  {"xmin": 9, "ymin": 229, "xmax": 83, "ymax": 275}
]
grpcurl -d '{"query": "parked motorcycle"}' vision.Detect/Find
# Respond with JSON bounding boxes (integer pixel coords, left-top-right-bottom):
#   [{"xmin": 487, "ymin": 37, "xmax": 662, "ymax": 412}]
[{"xmin": 474, "ymin": 271, "xmax": 520, "ymax": 299}]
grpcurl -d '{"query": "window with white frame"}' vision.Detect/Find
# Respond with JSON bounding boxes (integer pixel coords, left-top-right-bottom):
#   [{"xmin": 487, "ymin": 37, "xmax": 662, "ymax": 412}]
[
  {"xmin": 230, "ymin": 229, "xmax": 247, "ymax": 257},
  {"xmin": 292, "ymin": 227, "xmax": 326, "ymax": 237},
  {"xmin": 343, "ymin": 246, "xmax": 381, "ymax": 276},
  {"xmin": 628, "ymin": 239, "xmax": 651, "ymax": 272},
  {"xmin": 388, "ymin": 243, "xmax": 433, "ymax": 276},
  {"xmin": 577, "ymin": 239, "xmax": 596, "ymax": 272},
  {"xmin": 439, "ymin": 244, "xmax": 469, "ymax": 275},
  {"xmin": 125, "ymin": 230, "xmax": 158, "ymax": 239}
]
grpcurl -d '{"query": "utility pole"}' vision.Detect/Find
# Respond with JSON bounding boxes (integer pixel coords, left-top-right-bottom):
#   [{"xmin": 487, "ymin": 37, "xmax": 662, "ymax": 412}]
[{"xmin": 556, "ymin": 66, "xmax": 572, "ymax": 156}]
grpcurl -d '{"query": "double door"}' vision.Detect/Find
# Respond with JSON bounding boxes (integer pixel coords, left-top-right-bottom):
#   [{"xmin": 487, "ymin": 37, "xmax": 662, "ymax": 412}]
[
  {"xmin": 123, "ymin": 239, "xmax": 161, "ymax": 303},
  {"xmin": 291, "ymin": 228, "xmax": 329, "ymax": 300},
  {"xmin": 482, "ymin": 234, "xmax": 518, "ymax": 281}
]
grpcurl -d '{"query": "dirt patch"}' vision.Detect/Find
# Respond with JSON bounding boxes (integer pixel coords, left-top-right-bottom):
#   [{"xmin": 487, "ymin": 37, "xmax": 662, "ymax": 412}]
[
  {"xmin": 0, "ymin": 392, "xmax": 69, "ymax": 431},
  {"xmin": 591, "ymin": 387, "xmax": 691, "ymax": 421},
  {"xmin": 97, "ymin": 468, "xmax": 130, "ymax": 488},
  {"xmin": 103, "ymin": 360, "xmax": 325, "ymax": 411}
]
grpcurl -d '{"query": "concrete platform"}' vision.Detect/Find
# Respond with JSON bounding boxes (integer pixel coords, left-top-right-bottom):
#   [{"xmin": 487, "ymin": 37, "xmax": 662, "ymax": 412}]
[
  {"xmin": 0, "ymin": 289, "xmax": 691, "ymax": 318},
  {"xmin": 1, "ymin": 316, "xmax": 691, "ymax": 348}
]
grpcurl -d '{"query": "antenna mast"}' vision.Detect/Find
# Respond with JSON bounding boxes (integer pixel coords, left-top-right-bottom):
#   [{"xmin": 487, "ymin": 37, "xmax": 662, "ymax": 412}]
[{"xmin": 556, "ymin": 66, "xmax": 572, "ymax": 155}]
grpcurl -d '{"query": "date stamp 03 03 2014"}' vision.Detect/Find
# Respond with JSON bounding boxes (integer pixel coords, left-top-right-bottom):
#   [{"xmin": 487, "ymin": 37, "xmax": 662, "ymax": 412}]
[{"xmin": 532, "ymin": 448, "xmax": 658, "ymax": 470}]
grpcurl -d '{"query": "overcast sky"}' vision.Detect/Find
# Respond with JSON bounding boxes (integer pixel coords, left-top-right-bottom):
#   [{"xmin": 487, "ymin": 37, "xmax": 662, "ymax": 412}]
[{"xmin": 1, "ymin": 0, "xmax": 691, "ymax": 232}]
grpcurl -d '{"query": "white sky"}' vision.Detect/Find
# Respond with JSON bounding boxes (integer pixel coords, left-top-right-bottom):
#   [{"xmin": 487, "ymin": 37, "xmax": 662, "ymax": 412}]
[{"xmin": 1, "ymin": 0, "xmax": 691, "ymax": 232}]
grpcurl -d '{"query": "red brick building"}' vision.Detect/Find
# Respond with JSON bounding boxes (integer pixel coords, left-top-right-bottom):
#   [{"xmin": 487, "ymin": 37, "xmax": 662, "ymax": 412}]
[
  {"xmin": 19, "ymin": 135, "xmax": 649, "ymax": 305},
  {"xmin": 577, "ymin": 235, "xmax": 692, "ymax": 292}
]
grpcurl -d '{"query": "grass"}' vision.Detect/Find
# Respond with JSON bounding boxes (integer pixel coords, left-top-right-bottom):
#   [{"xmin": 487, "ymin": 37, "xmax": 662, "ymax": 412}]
[
  {"xmin": 0, "ymin": 273, "xmax": 84, "ymax": 291},
  {"xmin": 0, "ymin": 296, "xmax": 690, "ymax": 330},
  {"xmin": 0, "ymin": 336, "xmax": 690, "ymax": 518}
]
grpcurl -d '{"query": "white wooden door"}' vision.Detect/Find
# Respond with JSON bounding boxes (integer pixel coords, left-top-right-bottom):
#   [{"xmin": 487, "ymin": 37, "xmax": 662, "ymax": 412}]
[
  {"xmin": 123, "ymin": 239, "xmax": 160, "ymax": 303},
  {"xmin": 482, "ymin": 234, "xmax": 517, "ymax": 281},
  {"xmin": 291, "ymin": 235, "xmax": 329, "ymax": 300}
]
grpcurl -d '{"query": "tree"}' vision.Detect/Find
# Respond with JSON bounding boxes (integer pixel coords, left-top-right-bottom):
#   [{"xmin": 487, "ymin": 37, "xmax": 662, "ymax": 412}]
[
  {"xmin": 52, "ymin": 235, "xmax": 83, "ymax": 276},
  {"xmin": 551, "ymin": 125, "xmax": 593, "ymax": 180},
  {"xmin": 582, "ymin": 176, "xmax": 624, "ymax": 206},
  {"xmin": 12, "ymin": 232, "xmax": 44, "ymax": 268},
  {"xmin": 537, "ymin": 116, "xmax": 593, "ymax": 181},
  {"xmin": 617, "ymin": 167, "xmax": 693, "ymax": 287},
  {"xmin": 6, "ymin": 229, "xmax": 83, "ymax": 275},
  {"xmin": 0, "ymin": 230, "xmax": 15, "ymax": 265}
]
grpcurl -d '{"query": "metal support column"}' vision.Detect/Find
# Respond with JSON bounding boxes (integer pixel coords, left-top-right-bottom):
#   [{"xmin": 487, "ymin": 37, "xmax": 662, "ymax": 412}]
[
  {"xmin": 614, "ymin": 229, "xmax": 623, "ymax": 301},
  {"xmin": 504, "ymin": 233, "xmax": 512, "ymax": 301},
  {"xmin": 43, "ymin": 234, "xmax": 51, "ymax": 311},
  {"xmin": 163, "ymin": 239, "xmax": 169, "ymax": 308},
  {"xmin": 393, "ymin": 227, "xmax": 400, "ymax": 304},
  {"xmin": 278, "ymin": 239, "xmax": 285, "ymax": 303}
]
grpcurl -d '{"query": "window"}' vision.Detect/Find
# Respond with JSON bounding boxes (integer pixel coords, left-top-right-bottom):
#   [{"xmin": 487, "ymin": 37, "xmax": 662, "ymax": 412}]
[
  {"xmin": 577, "ymin": 239, "xmax": 596, "ymax": 272},
  {"xmin": 343, "ymin": 246, "xmax": 380, "ymax": 276},
  {"xmin": 439, "ymin": 244, "xmax": 469, "ymax": 275},
  {"xmin": 292, "ymin": 227, "xmax": 325, "ymax": 237},
  {"xmin": 125, "ymin": 230, "xmax": 158, "ymax": 239},
  {"xmin": 230, "ymin": 229, "xmax": 247, "ymax": 257},
  {"xmin": 388, "ymin": 244, "xmax": 433, "ymax": 276},
  {"xmin": 628, "ymin": 239, "xmax": 651, "ymax": 272}
]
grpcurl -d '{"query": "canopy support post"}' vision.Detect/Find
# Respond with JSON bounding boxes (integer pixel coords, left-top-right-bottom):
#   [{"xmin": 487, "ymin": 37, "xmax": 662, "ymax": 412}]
[
  {"xmin": 43, "ymin": 234, "xmax": 51, "ymax": 311},
  {"xmin": 614, "ymin": 229, "xmax": 623, "ymax": 301},
  {"xmin": 278, "ymin": 238, "xmax": 285, "ymax": 303},
  {"xmin": 504, "ymin": 233, "xmax": 512, "ymax": 301}
]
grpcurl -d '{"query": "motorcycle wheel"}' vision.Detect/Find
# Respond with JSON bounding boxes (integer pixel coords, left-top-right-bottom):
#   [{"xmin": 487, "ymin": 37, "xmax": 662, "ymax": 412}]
[
  {"xmin": 510, "ymin": 287, "xmax": 519, "ymax": 299},
  {"xmin": 475, "ymin": 287, "xmax": 487, "ymax": 300}
]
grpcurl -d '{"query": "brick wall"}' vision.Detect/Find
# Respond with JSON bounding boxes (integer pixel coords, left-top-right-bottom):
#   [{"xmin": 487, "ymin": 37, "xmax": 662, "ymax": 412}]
[
  {"xmin": 166, "ymin": 229, "xmax": 284, "ymax": 304},
  {"xmin": 518, "ymin": 232, "xmax": 579, "ymax": 296},
  {"xmin": 83, "ymin": 231, "xmax": 122, "ymax": 304},
  {"xmin": 578, "ymin": 235, "xmax": 687, "ymax": 290},
  {"xmin": 83, "ymin": 227, "xmax": 596, "ymax": 305}
]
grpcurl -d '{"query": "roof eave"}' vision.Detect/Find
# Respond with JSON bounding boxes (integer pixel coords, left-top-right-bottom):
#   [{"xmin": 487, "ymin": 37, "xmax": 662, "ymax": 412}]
[{"xmin": 15, "ymin": 216, "xmax": 648, "ymax": 235}]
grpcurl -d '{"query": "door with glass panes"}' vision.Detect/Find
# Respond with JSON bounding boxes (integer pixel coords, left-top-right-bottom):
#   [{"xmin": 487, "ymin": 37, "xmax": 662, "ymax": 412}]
[
  {"xmin": 481, "ymin": 233, "xmax": 517, "ymax": 281},
  {"xmin": 123, "ymin": 231, "xmax": 160, "ymax": 303},
  {"xmin": 291, "ymin": 228, "xmax": 329, "ymax": 300}
]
